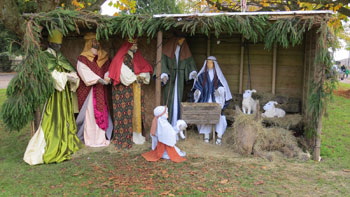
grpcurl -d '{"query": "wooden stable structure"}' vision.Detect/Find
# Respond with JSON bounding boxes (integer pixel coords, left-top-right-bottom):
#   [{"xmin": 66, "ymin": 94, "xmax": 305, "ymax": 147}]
[
  {"xmin": 152, "ymin": 11, "xmax": 331, "ymax": 118},
  {"xmin": 151, "ymin": 11, "xmax": 331, "ymax": 160},
  {"xmin": 14, "ymin": 10, "xmax": 332, "ymax": 161}
]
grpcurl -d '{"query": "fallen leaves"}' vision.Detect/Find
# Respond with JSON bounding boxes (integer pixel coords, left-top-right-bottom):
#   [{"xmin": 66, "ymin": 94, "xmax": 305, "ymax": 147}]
[
  {"xmin": 219, "ymin": 179, "xmax": 229, "ymax": 184},
  {"xmin": 254, "ymin": 181, "xmax": 265, "ymax": 185}
]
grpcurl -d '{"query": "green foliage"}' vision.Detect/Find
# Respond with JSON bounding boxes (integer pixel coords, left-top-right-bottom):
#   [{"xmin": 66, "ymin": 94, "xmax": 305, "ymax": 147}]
[
  {"xmin": 1, "ymin": 20, "xmax": 54, "ymax": 131},
  {"xmin": 305, "ymin": 21, "xmax": 337, "ymax": 137},
  {"xmin": 0, "ymin": 23, "xmax": 21, "ymax": 72},
  {"xmin": 265, "ymin": 17, "xmax": 314, "ymax": 49},
  {"xmin": 0, "ymin": 9, "xmax": 335, "ymax": 132},
  {"xmin": 135, "ymin": 0, "xmax": 180, "ymax": 15}
]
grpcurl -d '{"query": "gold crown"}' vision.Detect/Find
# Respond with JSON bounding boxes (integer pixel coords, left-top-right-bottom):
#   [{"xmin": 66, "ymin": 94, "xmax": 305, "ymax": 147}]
[
  {"xmin": 48, "ymin": 29, "xmax": 63, "ymax": 44},
  {"xmin": 128, "ymin": 38, "xmax": 138, "ymax": 44}
]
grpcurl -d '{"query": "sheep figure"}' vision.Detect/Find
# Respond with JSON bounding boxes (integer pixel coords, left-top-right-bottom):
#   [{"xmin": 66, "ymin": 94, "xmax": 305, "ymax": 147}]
[
  {"xmin": 175, "ymin": 119, "xmax": 187, "ymax": 140},
  {"xmin": 262, "ymin": 101, "xmax": 286, "ymax": 118},
  {"xmin": 242, "ymin": 89, "xmax": 257, "ymax": 114}
]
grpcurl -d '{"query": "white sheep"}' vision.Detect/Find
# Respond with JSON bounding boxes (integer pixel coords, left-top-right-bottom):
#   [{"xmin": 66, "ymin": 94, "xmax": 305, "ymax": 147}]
[
  {"xmin": 175, "ymin": 119, "xmax": 187, "ymax": 140},
  {"xmin": 262, "ymin": 101, "xmax": 286, "ymax": 118},
  {"xmin": 242, "ymin": 89, "xmax": 257, "ymax": 114}
]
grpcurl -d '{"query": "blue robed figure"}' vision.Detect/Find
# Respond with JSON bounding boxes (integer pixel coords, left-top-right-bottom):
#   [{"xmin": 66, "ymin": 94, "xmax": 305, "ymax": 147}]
[{"xmin": 192, "ymin": 56, "xmax": 232, "ymax": 144}]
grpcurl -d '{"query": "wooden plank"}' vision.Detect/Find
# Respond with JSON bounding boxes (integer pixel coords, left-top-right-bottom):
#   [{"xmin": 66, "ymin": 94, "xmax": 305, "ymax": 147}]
[
  {"xmin": 272, "ymin": 43, "xmax": 277, "ymax": 94},
  {"xmin": 302, "ymin": 31, "xmax": 309, "ymax": 114},
  {"xmin": 155, "ymin": 31, "xmax": 163, "ymax": 106},
  {"xmin": 180, "ymin": 102, "xmax": 221, "ymax": 125},
  {"xmin": 207, "ymin": 34, "xmax": 211, "ymax": 57},
  {"xmin": 313, "ymin": 28, "xmax": 325, "ymax": 162},
  {"xmin": 239, "ymin": 36, "xmax": 244, "ymax": 94}
]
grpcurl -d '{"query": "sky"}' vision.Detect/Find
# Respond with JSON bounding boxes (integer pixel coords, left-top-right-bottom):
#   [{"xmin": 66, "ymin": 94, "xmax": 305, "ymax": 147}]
[
  {"xmin": 334, "ymin": 40, "xmax": 349, "ymax": 61},
  {"xmin": 100, "ymin": 0, "xmax": 118, "ymax": 16}
]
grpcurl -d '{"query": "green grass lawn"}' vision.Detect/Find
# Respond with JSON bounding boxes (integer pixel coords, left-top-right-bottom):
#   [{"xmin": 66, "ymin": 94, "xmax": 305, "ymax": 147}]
[
  {"xmin": 0, "ymin": 88, "xmax": 350, "ymax": 196},
  {"xmin": 321, "ymin": 83, "xmax": 350, "ymax": 170}
]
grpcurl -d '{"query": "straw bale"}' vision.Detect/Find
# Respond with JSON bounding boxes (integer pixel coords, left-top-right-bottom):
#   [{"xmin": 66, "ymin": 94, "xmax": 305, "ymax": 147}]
[{"xmin": 224, "ymin": 109, "xmax": 309, "ymax": 161}]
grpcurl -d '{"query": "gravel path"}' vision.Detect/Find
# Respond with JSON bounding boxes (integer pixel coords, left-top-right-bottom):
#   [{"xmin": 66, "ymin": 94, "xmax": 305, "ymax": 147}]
[{"xmin": 0, "ymin": 73, "xmax": 15, "ymax": 89}]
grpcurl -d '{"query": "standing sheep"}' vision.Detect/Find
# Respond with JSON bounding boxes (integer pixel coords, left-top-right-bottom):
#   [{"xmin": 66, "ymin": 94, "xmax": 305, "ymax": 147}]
[{"xmin": 242, "ymin": 89, "xmax": 257, "ymax": 114}]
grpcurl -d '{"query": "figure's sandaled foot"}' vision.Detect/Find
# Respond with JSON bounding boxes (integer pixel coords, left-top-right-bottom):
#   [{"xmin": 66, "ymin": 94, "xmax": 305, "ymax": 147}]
[
  {"xmin": 204, "ymin": 138, "xmax": 209, "ymax": 143},
  {"xmin": 216, "ymin": 137, "xmax": 222, "ymax": 145}
]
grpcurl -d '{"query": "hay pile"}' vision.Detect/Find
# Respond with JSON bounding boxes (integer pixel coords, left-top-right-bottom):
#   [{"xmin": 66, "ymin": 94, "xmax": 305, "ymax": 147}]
[
  {"xmin": 262, "ymin": 114, "xmax": 304, "ymax": 131},
  {"xmin": 224, "ymin": 109, "xmax": 310, "ymax": 161}
]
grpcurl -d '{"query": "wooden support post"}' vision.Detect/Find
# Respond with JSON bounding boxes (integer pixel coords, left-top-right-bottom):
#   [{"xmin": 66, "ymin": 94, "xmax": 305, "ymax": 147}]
[
  {"xmin": 212, "ymin": 126, "xmax": 215, "ymax": 144},
  {"xmin": 272, "ymin": 43, "xmax": 277, "ymax": 94},
  {"xmin": 31, "ymin": 121, "xmax": 35, "ymax": 136},
  {"xmin": 155, "ymin": 31, "xmax": 163, "ymax": 106},
  {"xmin": 239, "ymin": 36, "xmax": 244, "ymax": 94},
  {"xmin": 313, "ymin": 28, "xmax": 326, "ymax": 162},
  {"xmin": 313, "ymin": 115, "xmax": 322, "ymax": 161},
  {"xmin": 34, "ymin": 107, "xmax": 41, "ymax": 130},
  {"xmin": 302, "ymin": 32, "xmax": 309, "ymax": 115},
  {"xmin": 207, "ymin": 34, "xmax": 211, "ymax": 57},
  {"xmin": 31, "ymin": 107, "xmax": 41, "ymax": 136}
]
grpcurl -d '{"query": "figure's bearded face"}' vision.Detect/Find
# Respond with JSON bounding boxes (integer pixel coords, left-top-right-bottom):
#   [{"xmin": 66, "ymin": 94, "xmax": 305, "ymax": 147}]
[
  {"xmin": 130, "ymin": 43, "xmax": 138, "ymax": 53},
  {"xmin": 49, "ymin": 42, "xmax": 61, "ymax": 52},
  {"xmin": 92, "ymin": 39, "xmax": 100, "ymax": 49},
  {"xmin": 207, "ymin": 60, "xmax": 214, "ymax": 69},
  {"xmin": 178, "ymin": 37, "xmax": 185, "ymax": 46}
]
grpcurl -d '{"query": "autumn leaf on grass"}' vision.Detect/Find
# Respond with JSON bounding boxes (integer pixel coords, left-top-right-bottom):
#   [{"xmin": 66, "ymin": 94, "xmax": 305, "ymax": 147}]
[
  {"xmin": 249, "ymin": 165, "xmax": 255, "ymax": 169},
  {"xmin": 220, "ymin": 179, "xmax": 229, "ymax": 184},
  {"xmin": 143, "ymin": 186, "xmax": 156, "ymax": 191},
  {"xmin": 254, "ymin": 181, "xmax": 264, "ymax": 185},
  {"xmin": 160, "ymin": 190, "xmax": 171, "ymax": 195}
]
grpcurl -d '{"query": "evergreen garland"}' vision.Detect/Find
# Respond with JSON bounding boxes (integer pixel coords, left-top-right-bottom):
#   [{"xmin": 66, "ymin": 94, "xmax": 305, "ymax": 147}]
[{"xmin": 0, "ymin": 9, "xmax": 335, "ymax": 134}]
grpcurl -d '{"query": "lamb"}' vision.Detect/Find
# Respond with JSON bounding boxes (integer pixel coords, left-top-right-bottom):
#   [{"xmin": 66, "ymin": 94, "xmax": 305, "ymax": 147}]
[
  {"xmin": 175, "ymin": 119, "xmax": 187, "ymax": 140},
  {"xmin": 262, "ymin": 101, "xmax": 286, "ymax": 118},
  {"xmin": 242, "ymin": 89, "xmax": 257, "ymax": 114}
]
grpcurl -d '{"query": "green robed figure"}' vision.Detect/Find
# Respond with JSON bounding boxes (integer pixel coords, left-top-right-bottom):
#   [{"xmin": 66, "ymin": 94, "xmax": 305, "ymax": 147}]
[
  {"xmin": 160, "ymin": 35, "xmax": 197, "ymax": 127},
  {"xmin": 23, "ymin": 30, "xmax": 82, "ymax": 165}
]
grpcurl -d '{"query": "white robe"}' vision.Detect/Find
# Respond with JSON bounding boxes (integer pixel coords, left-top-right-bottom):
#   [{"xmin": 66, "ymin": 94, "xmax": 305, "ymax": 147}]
[{"xmin": 151, "ymin": 116, "xmax": 186, "ymax": 159}]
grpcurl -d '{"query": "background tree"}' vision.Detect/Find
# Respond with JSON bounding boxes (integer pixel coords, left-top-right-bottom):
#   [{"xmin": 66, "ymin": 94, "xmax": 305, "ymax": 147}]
[{"xmin": 135, "ymin": 0, "xmax": 180, "ymax": 14}]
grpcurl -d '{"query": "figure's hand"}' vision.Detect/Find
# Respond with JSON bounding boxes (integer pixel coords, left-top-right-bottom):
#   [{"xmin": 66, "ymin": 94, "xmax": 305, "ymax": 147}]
[
  {"xmin": 161, "ymin": 76, "xmax": 168, "ymax": 84},
  {"xmin": 98, "ymin": 78, "xmax": 108, "ymax": 85},
  {"xmin": 136, "ymin": 76, "xmax": 143, "ymax": 84},
  {"xmin": 194, "ymin": 89, "xmax": 200, "ymax": 98},
  {"xmin": 192, "ymin": 72, "xmax": 198, "ymax": 80},
  {"xmin": 104, "ymin": 76, "xmax": 111, "ymax": 84},
  {"xmin": 67, "ymin": 75, "xmax": 78, "ymax": 83},
  {"xmin": 214, "ymin": 89, "xmax": 220, "ymax": 98}
]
